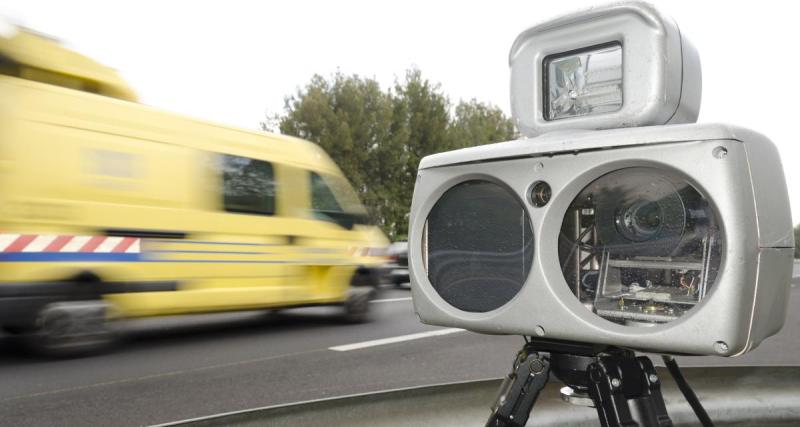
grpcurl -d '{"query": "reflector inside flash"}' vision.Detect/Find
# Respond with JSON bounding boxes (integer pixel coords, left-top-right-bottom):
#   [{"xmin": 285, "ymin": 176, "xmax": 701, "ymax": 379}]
[{"xmin": 545, "ymin": 43, "xmax": 623, "ymax": 120}]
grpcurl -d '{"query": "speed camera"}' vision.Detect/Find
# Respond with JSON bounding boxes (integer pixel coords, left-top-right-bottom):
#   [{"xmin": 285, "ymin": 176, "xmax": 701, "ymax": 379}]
[{"xmin": 409, "ymin": 2, "xmax": 794, "ymax": 357}]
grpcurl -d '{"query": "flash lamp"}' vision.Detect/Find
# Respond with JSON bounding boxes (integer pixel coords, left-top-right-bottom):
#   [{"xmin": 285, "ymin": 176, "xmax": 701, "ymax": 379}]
[
  {"xmin": 544, "ymin": 42, "xmax": 623, "ymax": 120},
  {"xmin": 509, "ymin": 1, "xmax": 701, "ymax": 137},
  {"xmin": 409, "ymin": 1, "xmax": 794, "ymax": 358}
]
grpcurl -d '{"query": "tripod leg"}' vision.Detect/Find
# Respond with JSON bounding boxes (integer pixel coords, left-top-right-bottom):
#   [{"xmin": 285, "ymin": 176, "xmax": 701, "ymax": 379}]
[
  {"xmin": 486, "ymin": 346, "xmax": 551, "ymax": 427},
  {"xmin": 587, "ymin": 353, "xmax": 672, "ymax": 427}
]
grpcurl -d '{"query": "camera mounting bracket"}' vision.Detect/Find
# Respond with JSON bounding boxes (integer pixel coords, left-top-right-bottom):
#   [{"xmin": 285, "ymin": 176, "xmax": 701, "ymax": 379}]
[{"xmin": 487, "ymin": 340, "xmax": 673, "ymax": 427}]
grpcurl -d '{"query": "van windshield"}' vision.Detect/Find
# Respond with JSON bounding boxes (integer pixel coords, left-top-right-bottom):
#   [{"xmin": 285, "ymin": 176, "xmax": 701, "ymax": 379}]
[{"xmin": 311, "ymin": 171, "xmax": 368, "ymax": 220}]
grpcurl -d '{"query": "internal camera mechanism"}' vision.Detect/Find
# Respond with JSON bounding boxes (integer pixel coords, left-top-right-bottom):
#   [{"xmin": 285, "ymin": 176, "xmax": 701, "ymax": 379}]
[
  {"xmin": 559, "ymin": 167, "xmax": 722, "ymax": 325},
  {"xmin": 425, "ymin": 180, "xmax": 534, "ymax": 313}
]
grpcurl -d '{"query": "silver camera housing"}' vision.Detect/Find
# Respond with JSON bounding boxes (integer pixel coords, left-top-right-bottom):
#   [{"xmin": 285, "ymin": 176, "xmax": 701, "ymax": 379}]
[{"xmin": 409, "ymin": 123, "xmax": 794, "ymax": 356}]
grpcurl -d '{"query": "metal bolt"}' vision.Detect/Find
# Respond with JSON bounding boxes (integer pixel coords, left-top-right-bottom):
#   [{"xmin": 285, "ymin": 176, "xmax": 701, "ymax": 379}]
[
  {"xmin": 649, "ymin": 374, "xmax": 659, "ymax": 383},
  {"xmin": 530, "ymin": 359, "xmax": 545, "ymax": 374},
  {"xmin": 610, "ymin": 378, "xmax": 621, "ymax": 388}
]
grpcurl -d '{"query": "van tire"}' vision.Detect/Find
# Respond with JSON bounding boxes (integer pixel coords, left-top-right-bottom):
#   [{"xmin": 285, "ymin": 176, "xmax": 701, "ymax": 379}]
[
  {"xmin": 351, "ymin": 268, "xmax": 379, "ymax": 288},
  {"xmin": 22, "ymin": 301, "xmax": 117, "ymax": 358},
  {"xmin": 342, "ymin": 287, "xmax": 375, "ymax": 323}
]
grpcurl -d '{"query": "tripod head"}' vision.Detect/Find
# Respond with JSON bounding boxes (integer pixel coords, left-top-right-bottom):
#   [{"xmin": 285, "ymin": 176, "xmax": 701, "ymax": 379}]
[{"xmin": 488, "ymin": 340, "xmax": 673, "ymax": 427}]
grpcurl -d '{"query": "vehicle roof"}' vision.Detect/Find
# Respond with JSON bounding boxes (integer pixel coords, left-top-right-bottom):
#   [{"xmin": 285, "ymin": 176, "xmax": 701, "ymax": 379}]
[
  {"xmin": 0, "ymin": 26, "xmax": 341, "ymax": 174},
  {"xmin": 0, "ymin": 75, "xmax": 342, "ymax": 175},
  {"xmin": 0, "ymin": 26, "xmax": 138, "ymax": 102}
]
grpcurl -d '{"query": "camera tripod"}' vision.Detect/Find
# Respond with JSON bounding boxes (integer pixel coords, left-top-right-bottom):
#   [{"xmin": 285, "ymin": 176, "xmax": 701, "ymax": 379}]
[{"xmin": 486, "ymin": 339, "xmax": 674, "ymax": 427}]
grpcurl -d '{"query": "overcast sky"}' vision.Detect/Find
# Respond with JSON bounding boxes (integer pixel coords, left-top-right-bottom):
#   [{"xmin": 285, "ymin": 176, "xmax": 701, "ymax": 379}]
[{"xmin": 2, "ymin": 0, "xmax": 799, "ymax": 224}]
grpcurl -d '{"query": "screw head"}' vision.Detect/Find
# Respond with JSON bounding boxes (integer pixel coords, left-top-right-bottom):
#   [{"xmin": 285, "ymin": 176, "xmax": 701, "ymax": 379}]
[
  {"xmin": 530, "ymin": 359, "xmax": 545, "ymax": 374},
  {"xmin": 610, "ymin": 378, "xmax": 621, "ymax": 388},
  {"xmin": 649, "ymin": 374, "xmax": 659, "ymax": 383}
]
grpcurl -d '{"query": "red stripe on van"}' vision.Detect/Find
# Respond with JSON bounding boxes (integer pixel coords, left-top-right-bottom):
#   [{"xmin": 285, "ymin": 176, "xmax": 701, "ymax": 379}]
[
  {"xmin": 3, "ymin": 235, "xmax": 37, "ymax": 252},
  {"xmin": 112, "ymin": 237, "xmax": 137, "ymax": 253},
  {"xmin": 79, "ymin": 236, "xmax": 106, "ymax": 252},
  {"xmin": 44, "ymin": 235, "xmax": 72, "ymax": 252}
]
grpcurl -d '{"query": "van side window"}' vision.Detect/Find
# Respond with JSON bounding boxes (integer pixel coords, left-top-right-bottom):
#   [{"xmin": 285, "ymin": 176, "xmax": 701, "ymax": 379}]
[
  {"xmin": 311, "ymin": 172, "xmax": 343, "ymax": 214},
  {"xmin": 221, "ymin": 154, "xmax": 275, "ymax": 215}
]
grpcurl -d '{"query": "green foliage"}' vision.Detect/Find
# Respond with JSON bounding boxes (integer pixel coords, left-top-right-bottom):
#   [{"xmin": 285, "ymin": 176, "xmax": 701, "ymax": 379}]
[
  {"xmin": 448, "ymin": 99, "xmax": 518, "ymax": 151},
  {"xmin": 268, "ymin": 68, "xmax": 516, "ymax": 240}
]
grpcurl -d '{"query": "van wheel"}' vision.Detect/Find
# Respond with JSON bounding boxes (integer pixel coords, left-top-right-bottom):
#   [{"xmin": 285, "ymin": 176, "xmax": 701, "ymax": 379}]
[
  {"xmin": 351, "ymin": 269, "xmax": 379, "ymax": 288},
  {"xmin": 23, "ymin": 301, "xmax": 117, "ymax": 358},
  {"xmin": 342, "ymin": 287, "xmax": 375, "ymax": 323}
]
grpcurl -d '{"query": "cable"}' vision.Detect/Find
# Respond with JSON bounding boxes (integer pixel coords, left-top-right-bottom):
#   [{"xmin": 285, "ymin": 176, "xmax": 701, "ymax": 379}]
[{"xmin": 662, "ymin": 355, "xmax": 714, "ymax": 427}]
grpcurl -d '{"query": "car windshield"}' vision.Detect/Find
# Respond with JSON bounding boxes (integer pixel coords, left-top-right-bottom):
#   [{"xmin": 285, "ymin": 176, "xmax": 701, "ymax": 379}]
[{"xmin": 0, "ymin": 2, "xmax": 797, "ymax": 427}]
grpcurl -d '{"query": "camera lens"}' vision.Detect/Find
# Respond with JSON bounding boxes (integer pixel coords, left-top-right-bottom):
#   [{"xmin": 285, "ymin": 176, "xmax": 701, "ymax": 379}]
[
  {"xmin": 558, "ymin": 168, "xmax": 722, "ymax": 326},
  {"xmin": 425, "ymin": 180, "xmax": 533, "ymax": 312},
  {"xmin": 530, "ymin": 181, "xmax": 551, "ymax": 207},
  {"xmin": 615, "ymin": 200, "xmax": 663, "ymax": 242}
]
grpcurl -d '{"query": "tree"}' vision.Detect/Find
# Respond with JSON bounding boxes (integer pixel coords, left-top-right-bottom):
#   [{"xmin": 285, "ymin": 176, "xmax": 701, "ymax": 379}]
[
  {"xmin": 273, "ymin": 72, "xmax": 401, "ymax": 234},
  {"xmin": 268, "ymin": 68, "xmax": 516, "ymax": 240},
  {"xmin": 448, "ymin": 99, "xmax": 517, "ymax": 151},
  {"xmin": 385, "ymin": 69, "xmax": 452, "ymax": 239}
]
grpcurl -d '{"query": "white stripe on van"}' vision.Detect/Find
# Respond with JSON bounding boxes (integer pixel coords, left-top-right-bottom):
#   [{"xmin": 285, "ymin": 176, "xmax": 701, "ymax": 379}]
[
  {"xmin": 95, "ymin": 236, "xmax": 123, "ymax": 253},
  {"xmin": 125, "ymin": 240, "xmax": 141, "ymax": 253},
  {"xmin": 22, "ymin": 235, "xmax": 57, "ymax": 252},
  {"xmin": 0, "ymin": 234, "xmax": 20, "ymax": 251},
  {"xmin": 61, "ymin": 235, "xmax": 92, "ymax": 252}
]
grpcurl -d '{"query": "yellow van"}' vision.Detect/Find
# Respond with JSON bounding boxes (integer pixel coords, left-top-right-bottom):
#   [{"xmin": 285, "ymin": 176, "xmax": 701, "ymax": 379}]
[{"xmin": 0, "ymin": 28, "xmax": 389, "ymax": 355}]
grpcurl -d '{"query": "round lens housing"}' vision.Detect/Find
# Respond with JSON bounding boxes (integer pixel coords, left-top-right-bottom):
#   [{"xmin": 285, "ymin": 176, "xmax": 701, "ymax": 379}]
[
  {"xmin": 558, "ymin": 168, "xmax": 722, "ymax": 326},
  {"xmin": 530, "ymin": 181, "xmax": 552, "ymax": 207},
  {"xmin": 425, "ymin": 180, "xmax": 534, "ymax": 312}
]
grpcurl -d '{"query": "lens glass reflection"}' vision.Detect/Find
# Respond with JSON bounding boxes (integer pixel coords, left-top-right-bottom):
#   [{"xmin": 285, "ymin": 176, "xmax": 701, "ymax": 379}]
[
  {"xmin": 559, "ymin": 168, "xmax": 722, "ymax": 325},
  {"xmin": 545, "ymin": 43, "xmax": 623, "ymax": 120}
]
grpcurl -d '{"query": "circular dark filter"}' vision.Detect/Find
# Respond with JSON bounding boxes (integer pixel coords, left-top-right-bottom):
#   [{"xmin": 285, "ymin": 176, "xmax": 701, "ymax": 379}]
[{"xmin": 426, "ymin": 180, "xmax": 534, "ymax": 312}]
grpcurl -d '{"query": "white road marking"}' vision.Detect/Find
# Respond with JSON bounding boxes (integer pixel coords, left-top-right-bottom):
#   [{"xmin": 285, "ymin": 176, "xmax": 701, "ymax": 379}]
[
  {"xmin": 370, "ymin": 297, "xmax": 412, "ymax": 304},
  {"xmin": 329, "ymin": 328, "xmax": 464, "ymax": 352}
]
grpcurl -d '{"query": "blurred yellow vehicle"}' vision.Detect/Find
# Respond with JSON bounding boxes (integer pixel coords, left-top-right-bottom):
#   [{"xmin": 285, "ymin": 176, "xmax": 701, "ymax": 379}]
[{"xmin": 0, "ymin": 28, "xmax": 389, "ymax": 355}]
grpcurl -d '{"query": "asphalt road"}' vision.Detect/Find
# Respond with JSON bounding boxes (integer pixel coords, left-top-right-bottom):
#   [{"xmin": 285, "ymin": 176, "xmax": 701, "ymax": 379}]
[
  {"xmin": 1, "ymin": 264, "xmax": 799, "ymax": 427},
  {"xmin": 0, "ymin": 288, "xmax": 521, "ymax": 427}
]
